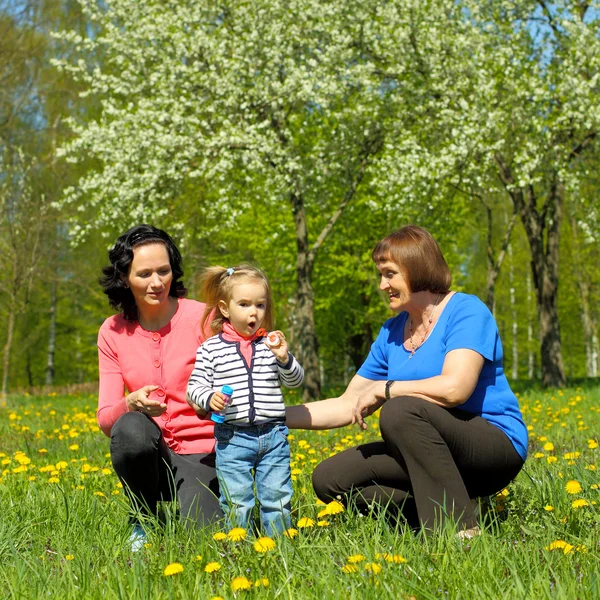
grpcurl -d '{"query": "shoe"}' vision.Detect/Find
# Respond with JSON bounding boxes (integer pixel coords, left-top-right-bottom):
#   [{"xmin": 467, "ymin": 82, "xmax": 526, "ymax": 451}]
[{"xmin": 129, "ymin": 523, "xmax": 147, "ymax": 552}]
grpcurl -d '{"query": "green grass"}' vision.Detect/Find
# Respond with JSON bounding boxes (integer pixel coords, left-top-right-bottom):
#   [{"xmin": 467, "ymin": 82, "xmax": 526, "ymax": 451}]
[{"xmin": 1, "ymin": 386, "xmax": 599, "ymax": 599}]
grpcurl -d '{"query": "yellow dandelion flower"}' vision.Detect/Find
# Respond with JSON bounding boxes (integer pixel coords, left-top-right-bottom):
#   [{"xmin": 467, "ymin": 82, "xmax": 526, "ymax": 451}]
[
  {"xmin": 65, "ymin": 555, "xmax": 74, "ymax": 561},
  {"xmin": 204, "ymin": 562, "xmax": 222, "ymax": 573},
  {"xmin": 543, "ymin": 442, "xmax": 554, "ymax": 452},
  {"xmin": 347, "ymin": 554, "xmax": 365, "ymax": 563},
  {"xmin": 341, "ymin": 564, "xmax": 358, "ymax": 573},
  {"xmin": 195, "ymin": 555, "xmax": 202, "ymax": 561},
  {"xmin": 376, "ymin": 553, "xmax": 407, "ymax": 563},
  {"xmin": 317, "ymin": 508, "xmax": 329, "ymax": 518},
  {"xmin": 572, "ymin": 499, "xmax": 589, "ymax": 508},
  {"xmin": 48, "ymin": 477, "xmax": 59, "ymax": 484},
  {"xmin": 547, "ymin": 456, "xmax": 558, "ymax": 464},
  {"xmin": 163, "ymin": 563, "xmax": 184, "ymax": 576},
  {"xmin": 212, "ymin": 532, "xmax": 227, "ymax": 541},
  {"xmin": 101, "ymin": 468, "xmax": 112, "ymax": 475},
  {"xmin": 565, "ymin": 480, "xmax": 582, "ymax": 494},
  {"xmin": 585, "ymin": 464, "xmax": 596, "ymax": 471},
  {"xmin": 588, "ymin": 440, "xmax": 599, "ymax": 449},
  {"xmin": 227, "ymin": 527, "xmax": 247, "ymax": 542},
  {"xmin": 325, "ymin": 500, "xmax": 344, "ymax": 515},
  {"xmin": 254, "ymin": 578, "xmax": 269, "ymax": 588},
  {"xmin": 231, "ymin": 576, "xmax": 252, "ymax": 592},
  {"xmin": 533, "ymin": 452, "xmax": 545, "ymax": 459},
  {"xmin": 55, "ymin": 461, "xmax": 68, "ymax": 470},
  {"xmin": 547, "ymin": 540, "xmax": 574, "ymax": 554},
  {"xmin": 297, "ymin": 517, "xmax": 315, "ymax": 528},
  {"xmin": 283, "ymin": 528, "xmax": 298, "ymax": 538},
  {"xmin": 365, "ymin": 562, "xmax": 382, "ymax": 574},
  {"xmin": 498, "ymin": 488, "xmax": 509, "ymax": 498},
  {"xmin": 93, "ymin": 491, "xmax": 105, "ymax": 497},
  {"xmin": 563, "ymin": 452, "xmax": 580, "ymax": 460},
  {"xmin": 38, "ymin": 449, "xmax": 48, "ymax": 454},
  {"xmin": 317, "ymin": 520, "xmax": 330, "ymax": 527},
  {"xmin": 209, "ymin": 597, "xmax": 224, "ymax": 600},
  {"xmin": 69, "ymin": 444, "xmax": 79, "ymax": 451},
  {"xmin": 254, "ymin": 537, "xmax": 276, "ymax": 553},
  {"xmin": 544, "ymin": 505, "xmax": 554, "ymax": 511}
]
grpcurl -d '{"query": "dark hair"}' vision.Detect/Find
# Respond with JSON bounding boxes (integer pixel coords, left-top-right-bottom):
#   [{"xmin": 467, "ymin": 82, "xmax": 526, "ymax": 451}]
[
  {"xmin": 100, "ymin": 225, "xmax": 187, "ymax": 321},
  {"xmin": 199, "ymin": 264, "xmax": 274, "ymax": 336},
  {"xmin": 371, "ymin": 225, "xmax": 451, "ymax": 293}
]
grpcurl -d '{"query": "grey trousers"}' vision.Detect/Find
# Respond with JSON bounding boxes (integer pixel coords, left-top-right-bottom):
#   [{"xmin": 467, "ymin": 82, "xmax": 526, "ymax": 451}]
[
  {"xmin": 110, "ymin": 411, "xmax": 221, "ymax": 527},
  {"xmin": 312, "ymin": 395, "xmax": 524, "ymax": 530}
]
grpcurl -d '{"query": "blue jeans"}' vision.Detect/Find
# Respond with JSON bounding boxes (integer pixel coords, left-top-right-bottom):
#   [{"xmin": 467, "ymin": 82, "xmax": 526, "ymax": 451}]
[{"xmin": 214, "ymin": 422, "xmax": 292, "ymax": 535}]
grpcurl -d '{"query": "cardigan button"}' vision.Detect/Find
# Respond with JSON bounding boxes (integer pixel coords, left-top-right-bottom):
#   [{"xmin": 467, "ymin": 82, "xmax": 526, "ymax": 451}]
[{"xmin": 152, "ymin": 333, "xmax": 160, "ymax": 341}]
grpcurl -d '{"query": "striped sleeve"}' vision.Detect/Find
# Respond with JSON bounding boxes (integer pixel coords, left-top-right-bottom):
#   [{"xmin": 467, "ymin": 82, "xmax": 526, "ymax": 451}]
[
  {"xmin": 278, "ymin": 353, "xmax": 304, "ymax": 389},
  {"xmin": 186, "ymin": 343, "xmax": 216, "ymax": 411}
]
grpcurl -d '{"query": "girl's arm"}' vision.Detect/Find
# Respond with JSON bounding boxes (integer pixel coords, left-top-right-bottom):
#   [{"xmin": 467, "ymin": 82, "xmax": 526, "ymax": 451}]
[{"xmin": 285, "ymin": 374, "xmax": 376, "ymax": 430}]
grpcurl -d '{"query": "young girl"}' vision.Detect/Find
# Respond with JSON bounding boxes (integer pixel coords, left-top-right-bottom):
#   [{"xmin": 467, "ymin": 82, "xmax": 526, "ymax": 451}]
[{"xmin": 187, "ymin": 264, "xmax": 304, "ymax": 535}]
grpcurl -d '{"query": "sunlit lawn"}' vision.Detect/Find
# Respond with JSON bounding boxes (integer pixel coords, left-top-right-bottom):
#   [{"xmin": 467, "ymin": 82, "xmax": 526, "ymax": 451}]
[{"xmin": 1, "ymin": 385, "xmax": 599, "ymax": 599}]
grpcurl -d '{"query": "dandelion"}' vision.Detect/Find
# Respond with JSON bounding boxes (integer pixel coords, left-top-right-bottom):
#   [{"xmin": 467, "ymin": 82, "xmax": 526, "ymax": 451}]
[
  {"xmin": 544, "ymin": 505, "xmax": 554, "ymax": 511},
  {"xmin": 101, "ymin": 468, "xmax": 112, "ymax": 475},
  {"xmin": 547, "ymin": 540, "xmax": 574, "ymax": 554},
  {"xmin": 563, "ymin": 452, "xmax": 580, "ymax": 460},
  {"xmin": 227, "ymin": 528, "xmax": 247, "ymax": 542},
  {"xmin": 65, "ymin": 555, "xmax": 74, "ymax": 561},
  {"xmin": 543, "ymin": 442, "xmax": 554, "ymax": 452},
  {"xmin": 195, "ymin": 555, "xmax": 202, "ymax": 561},
  {"xmin": 163, "ymin": 563, "xmax": 184, "ymax": 576},
  {"xmin": 565, "ymin": 480, "xmax": 582, "ymax": 494},
  {"xmin": 283, "ymin": 528, "xmax": 298, "ymax": 538},
  {"xmin": 254, "ymin": 578, "xmax": 269, "ymax": 588},
  {"xmin": 533, "ymin": 452, "xmax": 544, "ymax": 459},
  {"xmin": 347, "ymin": 554, "xmax": 365, "ymax": 563},
  {"xmin": 572, "ymin": 499, "xmax": 589, "ymax": 508},
  {"xmin": 231, "ymin": 576, "xmax": 252, "ymax": 591},
  {"xmin": 204, "ymin": 562, "xmax": 222, "ymax": 573},
  {"xmin": 317, "ymin": 520, "xmax": 330, "ymax": 527},
  {"xmin": 376, "ymin": 553, "xmax": 407, "ymax": 563},
  {"xmin": 48, "ymin": 477, "xmax": 59, "ymax": 483},
  {"xmin": 365, "ymin": 562, "xmax": 382, "ymax": 574},
  {"xmin": 212, "ymin": 532, "xmax": 227, "ymax": 541},
  {"xmin": 297, "ymin": 517, "xmax": 314, "ymax": 528},
  {"xmin": 209, "ymin": 597, "xmax": 224, "ymax": 600},
  {"xmin": 341, "ymin": 564, "xmax": 358, "ymax": 573},
  {"xmin": 547, "ymin": 456, "xmax": 558, "ymax": 464},
  {"xmin": 588, "ymin": 440, "xmax": 599, "ymax": 449},
  {"xmin": 69, "ymin": 444, "xmax": 79, "ymax": 451},
  {"xmin": 254, "ymin": 537, "xmax": 276, "ymax": 552}
]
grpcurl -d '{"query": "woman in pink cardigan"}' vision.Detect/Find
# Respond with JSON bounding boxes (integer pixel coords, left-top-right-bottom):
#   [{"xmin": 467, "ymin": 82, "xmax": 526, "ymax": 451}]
[{"xmin": 98, "ymin": 225, "xmax": 219, "ymax": 549}]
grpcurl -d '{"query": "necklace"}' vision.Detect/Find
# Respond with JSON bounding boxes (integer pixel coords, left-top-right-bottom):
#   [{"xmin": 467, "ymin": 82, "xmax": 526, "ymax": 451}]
[{"xmin": 407, "ymin": 293, "xmax": 443, "ymax": 358}]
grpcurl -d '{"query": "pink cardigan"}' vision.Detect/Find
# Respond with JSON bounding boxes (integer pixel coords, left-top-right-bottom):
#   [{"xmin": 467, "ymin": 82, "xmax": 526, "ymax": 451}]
[{"xmin": 97, "ymin": 298, "xmax": 215, "ymax": 454}]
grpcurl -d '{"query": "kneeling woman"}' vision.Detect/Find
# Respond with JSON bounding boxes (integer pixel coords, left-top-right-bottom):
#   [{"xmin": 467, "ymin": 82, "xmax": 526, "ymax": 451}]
[
  {"xmin": 286, "ymin": 225, "xmax": 527, "ymax": 536},
  {"xmin": 97, "ymin": 225, "xmax": 220, "ymax": 547}
]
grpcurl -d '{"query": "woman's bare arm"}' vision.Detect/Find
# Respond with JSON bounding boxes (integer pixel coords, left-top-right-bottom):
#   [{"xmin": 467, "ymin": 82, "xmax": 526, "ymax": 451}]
[{"xmin": 285, "ymin": 374, "xmax": 376, "ymax": 430}]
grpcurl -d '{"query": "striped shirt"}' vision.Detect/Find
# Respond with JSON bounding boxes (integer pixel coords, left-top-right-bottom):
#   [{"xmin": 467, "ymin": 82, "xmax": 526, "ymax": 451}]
[{"xmin": 187, "ymin": 334, "xmax": 304, "ymax": 425}]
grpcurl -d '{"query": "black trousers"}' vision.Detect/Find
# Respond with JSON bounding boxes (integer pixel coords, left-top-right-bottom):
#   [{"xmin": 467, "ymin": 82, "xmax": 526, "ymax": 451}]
[
  {"xmin": 110, "ymin": 411, "xmax": 221, "ymax": 527},
  {"xmin": 312, "ymin": 396, "xmax": 524, "ymax": 530}
]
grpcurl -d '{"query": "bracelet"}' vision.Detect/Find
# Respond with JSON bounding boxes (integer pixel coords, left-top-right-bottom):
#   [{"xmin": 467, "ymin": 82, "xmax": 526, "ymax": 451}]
[{"xmin": 384, "ymin": 380, "xmax": 394, "ymax": 402}]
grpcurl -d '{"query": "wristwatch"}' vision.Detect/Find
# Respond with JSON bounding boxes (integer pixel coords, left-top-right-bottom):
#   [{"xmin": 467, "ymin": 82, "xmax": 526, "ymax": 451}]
[{"xmin": 384, "ymin": 380, "xmax": 394, "ymax": 402}]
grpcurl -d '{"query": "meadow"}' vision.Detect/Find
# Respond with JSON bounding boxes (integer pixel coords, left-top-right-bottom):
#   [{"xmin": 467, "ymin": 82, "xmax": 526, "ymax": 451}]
[{"xmin": 1, "ymin": 386, "xmax": 599, "ymax": 599}]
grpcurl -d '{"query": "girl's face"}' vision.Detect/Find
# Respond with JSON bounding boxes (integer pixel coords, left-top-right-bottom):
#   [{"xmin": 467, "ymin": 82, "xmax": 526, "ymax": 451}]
[
  {"xmin": 376, "ymin": 260, "xmax": 412, "ymax": 313},
  {"xmin": 126, "ymin": 243, "xmax": 173, "ymax": 310},
  {"xmin": 219, "ymin": 279, "xmax": 268, "ymax": 337}
]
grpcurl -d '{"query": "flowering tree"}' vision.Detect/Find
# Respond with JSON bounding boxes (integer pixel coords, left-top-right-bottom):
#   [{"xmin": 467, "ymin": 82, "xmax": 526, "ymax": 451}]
[
  {"xmin": 369, "ymin": 0, "xmax": 600, "ymax": 387},
  {"xmin": 54, "ymin": 0, "xmax": 408, "ymax": 399}
]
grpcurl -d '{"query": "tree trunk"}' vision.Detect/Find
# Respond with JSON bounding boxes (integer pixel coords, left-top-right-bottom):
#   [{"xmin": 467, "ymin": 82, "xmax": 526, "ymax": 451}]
[
  {"xmin": 291, "ymin": 190, "xmax": 321, "ymax": 401},
  {"xmin": 508, "ymin": 244, "xmax": 518, "ymax": 380},
  {"xmin": 496, "ymin": 155, "xmax": 566, "ymax": 388},
  {"xmin": 527, "ymin": 274, "xmax": 535, "ymax": 380},
  {"xmin": 45, "ymin": 277, "xmax": 58, "ymax": 385},
  {"xmin": 569, "ymin": 214, "xmax": 598, "ymax": 378},
  {"xmin": 1, "ymin": 296, "xmax": 16, "ymax": 404}
]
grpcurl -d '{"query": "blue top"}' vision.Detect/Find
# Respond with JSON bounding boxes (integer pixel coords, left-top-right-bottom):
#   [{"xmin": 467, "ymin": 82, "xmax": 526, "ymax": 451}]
[{"xmin": 357, "ymin": 293, "xmax": 528, "ymax": 460}]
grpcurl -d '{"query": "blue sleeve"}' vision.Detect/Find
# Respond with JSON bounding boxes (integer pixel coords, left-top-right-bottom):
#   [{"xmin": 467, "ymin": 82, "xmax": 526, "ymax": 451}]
[
  {"xmin": 445, "ymin": 295, "xmax": 499, "ymax": 361},
  {"xmin": 357, "ymin": 319, "xmax": 393, "ymax": 380}
]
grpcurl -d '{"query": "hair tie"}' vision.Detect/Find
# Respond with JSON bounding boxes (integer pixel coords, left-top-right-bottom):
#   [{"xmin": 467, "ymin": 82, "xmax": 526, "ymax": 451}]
[{"xmin": 226, "ymin": 267, "xmax": 234, "ymax": 276}]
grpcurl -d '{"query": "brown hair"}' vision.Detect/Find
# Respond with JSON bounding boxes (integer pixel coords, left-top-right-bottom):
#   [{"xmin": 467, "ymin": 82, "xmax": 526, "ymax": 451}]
[
  {"xmin": 372, "ymin": 225, "xmax": 451, "ymax": 293},
  {"xmin": 199, "ymin": 264, "xmax": 274, "ymax": 336}
]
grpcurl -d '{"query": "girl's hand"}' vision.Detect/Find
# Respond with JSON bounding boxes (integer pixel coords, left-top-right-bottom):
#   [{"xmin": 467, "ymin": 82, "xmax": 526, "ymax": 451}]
[
  {"xmin": 126, "ymin": 385, "xmax": 167, "ymax": 417},
  {"xmin": 352, "ymin": 382, "xmax": 385, "ymax": 430},
  {"xmin": 209, "ymin": 391, "xmax": 226, "ymax": 412},
  {"xmin": 266, "ymin": 330, "xmax": 289, "ymax": 364}
]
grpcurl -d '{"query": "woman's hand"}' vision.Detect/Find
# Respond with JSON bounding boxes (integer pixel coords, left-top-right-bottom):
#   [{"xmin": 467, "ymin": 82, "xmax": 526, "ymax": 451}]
[
  {"xmin": 125, "ymin": 385, "xmax": 167, "ymax": 417},
  {"xmin": 352, "ymin": 382, "xmax": 385, "ymax": 430}
]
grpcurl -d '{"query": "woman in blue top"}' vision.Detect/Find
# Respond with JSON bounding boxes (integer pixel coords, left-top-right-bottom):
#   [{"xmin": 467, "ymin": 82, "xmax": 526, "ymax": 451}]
[{"xmin": 286, "ymin": 225, "xmax": 527, "ymax": 537}]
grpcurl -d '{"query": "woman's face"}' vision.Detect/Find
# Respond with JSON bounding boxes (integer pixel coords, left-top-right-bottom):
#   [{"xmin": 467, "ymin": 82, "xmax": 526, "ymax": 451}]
[
  {"xmin": 126, "ymin": 243, "xmax": 173, "ymax": 309},
  {"xmin": 377, "ymin": 260, "xmax": 411, "ymax": 313}
]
